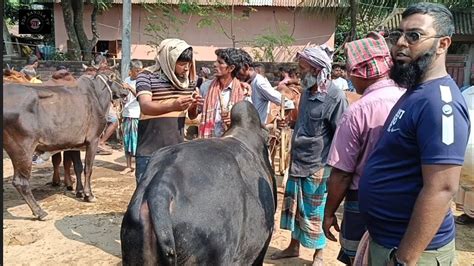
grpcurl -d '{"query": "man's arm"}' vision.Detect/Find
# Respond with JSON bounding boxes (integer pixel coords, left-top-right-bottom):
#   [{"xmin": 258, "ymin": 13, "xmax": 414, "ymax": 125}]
[
  {"xmin": 395, "ymin": 164, "xmax": 460, "ymax": 265},
  {"xmin": 258, "ymin": 77, "xmax": 283, "ymax": 105},
  {"xmin": 138, "ymin": 94, "xmax": 193, "ymax": 116},
  {"xmin": 323, "ymin": 167, "xmax": 353, "ymax": 241}
]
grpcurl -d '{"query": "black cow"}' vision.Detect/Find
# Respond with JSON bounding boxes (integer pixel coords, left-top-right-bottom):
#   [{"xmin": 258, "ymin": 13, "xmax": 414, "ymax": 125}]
[
  {"xmin": 121, "ymin": 101, "xmax": 277, "ymax": 265},
  {"xmin": 3, "ymin": 70, "xmax": 128, "ymax": 220}
]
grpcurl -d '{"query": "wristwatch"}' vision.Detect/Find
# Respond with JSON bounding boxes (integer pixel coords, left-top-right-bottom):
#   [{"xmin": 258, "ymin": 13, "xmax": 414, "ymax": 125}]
[{"xmin": 389, "ymin": 248, "xmax": 408, "ymax": 266}]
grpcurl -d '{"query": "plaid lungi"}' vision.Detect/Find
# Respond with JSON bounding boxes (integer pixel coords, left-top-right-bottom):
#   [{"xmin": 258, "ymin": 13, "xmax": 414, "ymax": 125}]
[
  {"xmin": 280, "ymin": 167, "xmax": 330, "ymax": 249},
  {"xmin": 337, "ymin": 189, "xmax": 366, "ymax": 264},
  {"xmin": 122, "ymin": 117, "xmax": 139, "ymax": 156}
]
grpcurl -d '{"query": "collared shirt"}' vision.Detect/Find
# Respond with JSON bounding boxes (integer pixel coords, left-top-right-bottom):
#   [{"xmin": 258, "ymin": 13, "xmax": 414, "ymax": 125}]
[
  {"xmin": 327, "ymin": 79, "xmax": 405, "ymax": 189},
  {"xmin": 122, "ymin": 76, "xmax": 140, "ymax": 118},
  {"xmin": 359, "ymin": 76, "xmax": 470, "ymax": 250},
  {"xmin": 250, "ymin": 74, "xmax": 283, "ymax": 123},
  {"xmin": 290, "ymin": 81, "xmax": 348, "ymax": 177},
  {"xmin": 200, "ymin": 80, "xmax": 232, "ymax": 137}
]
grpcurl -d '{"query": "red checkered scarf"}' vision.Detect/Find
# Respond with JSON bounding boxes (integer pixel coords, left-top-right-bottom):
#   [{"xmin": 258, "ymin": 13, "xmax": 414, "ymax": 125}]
[
  {"xmin": 345, "ymin": 32, "xmax": 393, "ymax": 79},
  {"xmin": 199, "ymin": 78, "xmax": 246, "ymax": 139}
]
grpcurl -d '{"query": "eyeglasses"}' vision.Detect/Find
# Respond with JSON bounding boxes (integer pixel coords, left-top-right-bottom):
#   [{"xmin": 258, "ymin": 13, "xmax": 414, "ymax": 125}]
[{"xmin": 388, "ymin": 30, "xmax": 445, "ymax": 45}]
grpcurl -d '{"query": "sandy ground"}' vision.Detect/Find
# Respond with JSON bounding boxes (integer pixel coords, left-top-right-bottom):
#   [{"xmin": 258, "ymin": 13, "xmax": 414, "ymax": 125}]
[{"xmin": 3, "ymin": 149, "xmax": 474, "ymax": 265}]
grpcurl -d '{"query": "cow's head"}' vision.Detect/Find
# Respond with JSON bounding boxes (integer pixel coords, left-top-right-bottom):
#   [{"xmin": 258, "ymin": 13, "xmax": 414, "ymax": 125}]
[
  {"xmin": 96, "ymin": 69, "xmax": 128, "ymax": 99},
  {"xmin": 226, "ymin": 101, "xmax": 270, "ymax": 146}
]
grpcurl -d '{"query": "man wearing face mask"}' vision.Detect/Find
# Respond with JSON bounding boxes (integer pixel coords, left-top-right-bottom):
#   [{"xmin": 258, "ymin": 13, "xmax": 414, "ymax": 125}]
[
  {"xmin": 271, "ymin": 45, "xmax": 348, "ymax": 265},
  {"xmin": 358, "ymin": 3, "xmax": 470, "ymax": 265}
]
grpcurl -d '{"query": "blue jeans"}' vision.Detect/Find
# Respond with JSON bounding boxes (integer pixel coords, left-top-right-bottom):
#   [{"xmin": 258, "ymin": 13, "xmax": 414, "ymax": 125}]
[{"xmin": 135, "ymin": 155, "xmax": 151, "ymax": 184}]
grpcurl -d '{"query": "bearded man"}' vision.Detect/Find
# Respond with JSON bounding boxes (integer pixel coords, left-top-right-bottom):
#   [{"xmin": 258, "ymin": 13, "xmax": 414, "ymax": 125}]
[
  {"xmin": 358, "ymin": 3, "xmax": 470, "ymax": 265},
  {"xmin": 271, "ymin": 45, "xmax": 348, "ymax": 265}
]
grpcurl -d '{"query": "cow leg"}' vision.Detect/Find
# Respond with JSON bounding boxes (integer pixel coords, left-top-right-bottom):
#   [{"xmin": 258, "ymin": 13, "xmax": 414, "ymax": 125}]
[
  {"xmin": 63, "ymin": 151, "xmax": 75, "ymax": 191},
  {"xmin": 3, "ymin": 134, "xmax": 48, "ymax": 220},
  {"xmin": 51, "ymin": 152, "xmax": 62, "ymax": 187},
  {"xmin": 70, "ymin": 151, "xmax": 85, "ymax": 198},
  {"xmin": 83, "ymin": 142, "xmax": 98, "ymax": 202}
]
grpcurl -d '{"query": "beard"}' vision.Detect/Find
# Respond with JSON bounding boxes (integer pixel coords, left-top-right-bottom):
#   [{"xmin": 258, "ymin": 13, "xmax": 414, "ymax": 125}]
[
  {"xmin": 389, "ymin": 43, "xmax": 437, "ymax": 90},
  {"xmin": 302, "ymin": 73, "xmax": 318, "ymax": 89}
]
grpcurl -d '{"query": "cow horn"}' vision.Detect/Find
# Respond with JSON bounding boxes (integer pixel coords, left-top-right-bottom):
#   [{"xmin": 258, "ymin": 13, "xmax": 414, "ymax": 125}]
[{"xmin": 82, "ymin": 64, "xmax": 89, "ymax": 70}]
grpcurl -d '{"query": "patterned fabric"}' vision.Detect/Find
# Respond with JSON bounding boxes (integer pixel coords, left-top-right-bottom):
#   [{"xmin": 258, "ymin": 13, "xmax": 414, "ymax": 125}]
[
  {"xmin": 199, "ymin": 78, "xmax": 246, "ymax": 139},
  {"xmin": 122, "ymin": 117, "xmax": 139, "ymax": 156},
  {"xmin": 145, "ymin": 38, "xmax": 196, "ymax": 90},
  {"xmin": 296, "ymin": 44, "xmax": 334, "ymax": 93},
  {"xmin": 337, "ymin": 190, "xmax": 366, "ymax": 264},
  {"xmin": 345, "ymin": 32, "xmax": 392, "ymax": 80},
  {"xmin": 280, "ymin": 168, "xmax": 328, "ymax": 249}
]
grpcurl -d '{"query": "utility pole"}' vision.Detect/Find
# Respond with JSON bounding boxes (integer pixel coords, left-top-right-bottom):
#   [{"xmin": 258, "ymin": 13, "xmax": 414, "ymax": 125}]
[{"xmin": 121, "ymin": 0, "xmax": 131, "ymax": 80}]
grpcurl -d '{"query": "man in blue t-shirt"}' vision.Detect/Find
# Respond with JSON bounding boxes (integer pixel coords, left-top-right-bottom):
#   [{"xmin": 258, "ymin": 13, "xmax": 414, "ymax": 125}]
[{"xmin": 358, "ymin": 3, "xmax": 471, "ymax": 265}]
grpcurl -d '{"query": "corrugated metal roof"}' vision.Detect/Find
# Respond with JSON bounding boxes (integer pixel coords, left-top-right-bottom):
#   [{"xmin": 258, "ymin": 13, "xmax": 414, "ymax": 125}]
[
  {"xmin": 44, "ymin": 0, "xmax": 343, "ymax": 7},
  {"xmin": 384, "ymin": 8, "xmax": 473, "ymax": 36}
]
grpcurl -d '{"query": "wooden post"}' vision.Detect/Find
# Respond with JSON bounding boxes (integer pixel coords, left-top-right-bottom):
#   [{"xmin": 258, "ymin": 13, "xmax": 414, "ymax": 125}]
[
  {"xmin": 279, "ymin": 95, "xmax": 287, "ymax": 174},
  {"xmin": 121, "ymin": 0, "xmax": 132, "ymax": 80}
]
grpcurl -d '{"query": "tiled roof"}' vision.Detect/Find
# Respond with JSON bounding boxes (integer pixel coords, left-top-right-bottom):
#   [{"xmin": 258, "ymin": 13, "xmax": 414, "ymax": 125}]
[
  {"xmin": 42, "ymin": 0, "xmax": 344, "ymax": 7},
  {"xmin": 384, "ymin": 8, "xmax": 473, "ymax": 35}
]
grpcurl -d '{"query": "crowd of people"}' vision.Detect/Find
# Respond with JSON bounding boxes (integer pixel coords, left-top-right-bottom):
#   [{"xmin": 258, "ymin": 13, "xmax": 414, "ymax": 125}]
[{"xmin": 11, "ymin": 2, "xmax": 473, "ymax": 265}]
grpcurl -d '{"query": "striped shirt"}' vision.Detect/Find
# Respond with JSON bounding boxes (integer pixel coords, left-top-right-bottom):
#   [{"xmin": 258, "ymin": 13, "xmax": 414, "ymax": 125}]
[{"xmin": 135, "ymin": 70, "xmax": 195, "ymax": 156}]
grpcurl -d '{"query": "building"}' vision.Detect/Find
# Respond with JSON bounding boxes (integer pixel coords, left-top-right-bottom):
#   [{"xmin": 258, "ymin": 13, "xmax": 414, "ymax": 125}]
[{"xmin": 46, "ymin": 0, "xmax": 343, "ymax": 62}]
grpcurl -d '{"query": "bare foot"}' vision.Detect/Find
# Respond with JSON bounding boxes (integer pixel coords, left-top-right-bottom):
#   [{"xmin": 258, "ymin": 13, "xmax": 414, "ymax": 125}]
[
  {"xmin": 120, "ymin": 167, "xmax": 134, "ymax": 175},
  {"xmin": 270, "ymin": 248, "xmax": 299, "ymax": 260}
]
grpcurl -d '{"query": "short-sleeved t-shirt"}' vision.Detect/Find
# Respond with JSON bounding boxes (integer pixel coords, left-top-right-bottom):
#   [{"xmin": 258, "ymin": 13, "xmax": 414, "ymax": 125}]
[
  {"xmin": 135, "ymin": 70, "xmax": 194, "ymax": 157},
  {"xmin": 359, "ymin": 76, "xmax": 471, "ymax": 250}
]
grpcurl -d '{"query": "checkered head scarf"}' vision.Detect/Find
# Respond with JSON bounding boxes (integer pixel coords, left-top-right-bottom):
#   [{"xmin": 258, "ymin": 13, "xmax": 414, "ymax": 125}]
[
  {"xmin": 296, "ymin": 44, "xmax": 334, "ymax": 93},
  {"xmin": 345, "ymin": 32, "xmax": 392, "ymax": 79}
]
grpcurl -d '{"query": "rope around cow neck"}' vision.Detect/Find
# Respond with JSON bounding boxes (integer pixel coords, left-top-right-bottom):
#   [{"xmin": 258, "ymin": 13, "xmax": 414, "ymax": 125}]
[{"xmin": 96, "ymin": 74, "xmax": 114, "ymax": 100}]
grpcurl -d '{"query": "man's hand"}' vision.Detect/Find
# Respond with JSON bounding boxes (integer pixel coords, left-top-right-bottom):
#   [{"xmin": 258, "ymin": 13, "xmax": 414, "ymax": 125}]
[
  {"xmin": 322, "ymin": 213, "xmax": 340, "ymax": 242},
  {"xmin": 241, "ymin": 82, "xmax": 252, "ymax": 97},
  {"xmin": 173, "ymin": 96, "xmax": 194, "ymax": 111},
  {"xmin": 191, "ymin": 89, "xmax": 205, "ymax": 108},
  {"xmin": 276, "ymin": 116, "xmax": 288, "ymax": 129}
]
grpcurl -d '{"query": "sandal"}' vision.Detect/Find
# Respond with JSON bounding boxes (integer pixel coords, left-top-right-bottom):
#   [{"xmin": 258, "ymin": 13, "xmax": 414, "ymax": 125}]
[{"xmin": 455, "ymin": 214, "xmax": 474, "ymax": 225}]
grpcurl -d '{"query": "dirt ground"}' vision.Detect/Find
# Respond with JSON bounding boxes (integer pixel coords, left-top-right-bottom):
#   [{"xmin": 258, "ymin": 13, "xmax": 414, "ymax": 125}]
[{"xmin": 3, "ymin": 149, "xmax": 474, "ymax": 265}]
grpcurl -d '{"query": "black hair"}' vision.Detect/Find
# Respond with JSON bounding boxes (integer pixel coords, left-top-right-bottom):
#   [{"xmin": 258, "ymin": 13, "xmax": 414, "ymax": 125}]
[
  {"xmin": 56, "ymin": 65, "xmax": 67, "ymax": 71},
  {"xmin": 177, "ymin": 47, "xmax": 193, "ymax": 62},
  {"xmin": 402, "ymin": 2, "xmax": 454, "ymax": 37},
  {"xmin": 215, "ymin": 48, "xmax": 248, "ymax": 78},
  {"xmin": 279, "ymin": 66, "xmax": 290, "ymax": 73}
]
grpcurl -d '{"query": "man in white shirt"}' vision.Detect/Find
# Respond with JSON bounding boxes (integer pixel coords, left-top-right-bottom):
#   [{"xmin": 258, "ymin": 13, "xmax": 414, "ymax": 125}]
[
  {"xmin": 331, "ymin": 64, "xmax": 349, "ymax": 91},
  {"xmin": 120, "ymin": 59, "xmax": 143, "ymax": 175}
]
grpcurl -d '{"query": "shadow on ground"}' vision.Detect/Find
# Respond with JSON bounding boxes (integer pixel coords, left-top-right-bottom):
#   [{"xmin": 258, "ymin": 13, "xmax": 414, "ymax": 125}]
[
  {"xmin": 54, "ymin": 212, "xmax": 124, "ymax": 259},
  {"xmin": 455, "ymin": 217, "xmax": 474, "ymax": 253},
  {"xmin": 264, "ymin": 246, "xmax": 313, "ymax": 265}
]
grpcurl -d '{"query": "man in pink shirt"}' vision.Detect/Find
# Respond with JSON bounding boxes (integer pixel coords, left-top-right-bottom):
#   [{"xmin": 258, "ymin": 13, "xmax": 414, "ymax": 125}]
[{"xmin": 322, "ymin": 32, "xmax": 405, "ymax": 265}]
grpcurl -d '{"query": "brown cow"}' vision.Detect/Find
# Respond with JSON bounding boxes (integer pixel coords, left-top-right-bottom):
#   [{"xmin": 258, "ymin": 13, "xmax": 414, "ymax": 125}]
[
  {"xmin": 3, "ymin": 69, "xmax": 30, "ymax": 83},
  {"xmin": 3, "ymin": 69, "xmax": 128, "ymax": 220}
]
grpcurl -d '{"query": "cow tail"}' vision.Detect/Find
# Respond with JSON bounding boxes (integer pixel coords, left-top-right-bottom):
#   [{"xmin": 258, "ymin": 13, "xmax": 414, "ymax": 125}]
[{"xmin": 148, "ymin": 196, "xmax": 177, "ymax": 265}]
